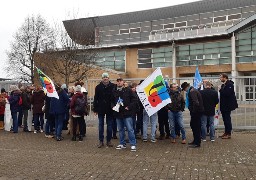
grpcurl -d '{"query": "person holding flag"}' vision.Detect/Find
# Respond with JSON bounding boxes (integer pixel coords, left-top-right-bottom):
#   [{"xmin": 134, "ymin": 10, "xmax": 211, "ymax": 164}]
[{"xmin": 194, "ymin": 66, "xmax": 203, "ymax": 90}]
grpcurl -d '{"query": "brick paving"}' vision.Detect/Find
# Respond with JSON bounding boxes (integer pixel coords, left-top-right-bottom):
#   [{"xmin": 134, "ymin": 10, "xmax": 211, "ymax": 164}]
[{"xmin": 0, "ymin": 127, "xmax": 256, "ymax": 180}]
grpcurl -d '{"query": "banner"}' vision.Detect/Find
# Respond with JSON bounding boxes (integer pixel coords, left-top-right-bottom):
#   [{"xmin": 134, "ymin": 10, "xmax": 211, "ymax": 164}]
[
  {"xmin": 193, "ymin": 66, "xmax": 202, "ymax": 89},
  {"xmin": 136, "ymin": 68, "xmax": 171, "ymax": 117},
  {"xmin": 35, "ymin": 67, "xmax": 59, "ymax": 99},
  {"xmin": 4, "ymin": 100, "xmax": 12, "ymax": 131}
]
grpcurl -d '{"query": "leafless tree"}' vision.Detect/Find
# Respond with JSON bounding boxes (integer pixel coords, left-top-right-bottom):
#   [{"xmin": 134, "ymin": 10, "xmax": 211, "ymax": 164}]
[{"xmin": 6, "ymin": 14, "xmax": 55, "ymax": 83}]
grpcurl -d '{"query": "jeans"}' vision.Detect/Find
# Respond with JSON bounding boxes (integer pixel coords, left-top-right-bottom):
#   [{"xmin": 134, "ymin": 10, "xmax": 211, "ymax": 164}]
[
  {"xmin": 116, "ymin": 117, "xmax": 136, "ymax": 146},
  {"xmin": 168, "ymin": 111, "xmax": 186, "ymax": 140},
  {"xmin": 22, "ymin": 110, "xmax": 28, "ymax": 130},
  {"xmin": 112, "ymin": 118, "xmax": 117, "ymax": 137},
  {"xmin": 55, "ymin": 114, "xmax": 65, "ymax": 138},
  {"xmin": 34, "ymin": 113, "xmax": 44, "ymax": 131},
  {"xmin": 132, "ymin": 115, "xmax": 136, "ymax": 135},
  {"xmin": 158, "ymin": 108, "xmax": 170, "ymax": 136},
  {"xmin": 11, "ymin": 111, "xmax": 22, "ymax": 133},
  {"xmin": 72, "ymin": 116, "xmax": 85, "ymax": 137},
  {"xmin": 221, "ymin": 111, "xmax": 232, "ymax": 134},
  {"xmin": 45, "ymin": 114, "xmax": 54, "ymax": 135},
  {"xmin": 143, "ymin": 109, "xmax": 157, "ymax": 140},
  {"xmin": 201, "ymin": 115, "xmax": 215, "ymax": 140},
  {"xmin": 98, "ymin": 114, "xmax": 113, "ymax": 142},
  {"xmin": 190, "ymin": 112, "xmax": 202, "ymax": 146},
  {"xmin": 18, "ymin": 110, "xmax": 23, "ymax": 127}
]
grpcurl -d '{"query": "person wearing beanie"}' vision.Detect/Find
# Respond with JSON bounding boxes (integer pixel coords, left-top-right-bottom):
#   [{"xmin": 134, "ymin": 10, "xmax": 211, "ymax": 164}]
[
  {"xmin": 93, "ymin": 72, "xmax": 115, "ymax": 148},
  {"xmin": 70, "ymin": 85, "xmax": 87, "ymax": 141},
  {"xmin": 8, "ymin": 85, "xmax": 22, "ymax": 133}
]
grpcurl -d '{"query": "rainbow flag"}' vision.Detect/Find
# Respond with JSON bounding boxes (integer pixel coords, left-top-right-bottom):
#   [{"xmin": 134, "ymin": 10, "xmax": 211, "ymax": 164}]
[
  {"xmin": 136, "ymin": 68, "xmax": 171, "ymax": 117},
  {"xmin": 36, "ymin": 67, "xmax": 59, "ymax": 99}
]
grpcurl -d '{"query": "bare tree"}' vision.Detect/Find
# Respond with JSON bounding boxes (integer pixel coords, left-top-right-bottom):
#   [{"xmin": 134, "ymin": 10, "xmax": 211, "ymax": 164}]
[
  {"xmin": 6, "ymin": 14, "xmax": 55, "ymax": 83},
  {"xmin": 40, "ymin": 20, "xmax": 99, "ymax": 85}
]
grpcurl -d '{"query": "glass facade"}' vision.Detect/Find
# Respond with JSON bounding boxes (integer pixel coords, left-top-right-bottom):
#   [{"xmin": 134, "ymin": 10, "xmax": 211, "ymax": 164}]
[
  {"xmin": 94, "ymin": 50, "xmax": 125, "ymax": 71},
  {"xmin": 137, "ymin": 47, "xmax": 172, "ymax": 68},
  {"xmin": 236, "ymin": 25, "xmax": 256, "ymax": 63},
  {"xmin": 176, "ymin": 40, "xmax": 231, "ymax": 66}
]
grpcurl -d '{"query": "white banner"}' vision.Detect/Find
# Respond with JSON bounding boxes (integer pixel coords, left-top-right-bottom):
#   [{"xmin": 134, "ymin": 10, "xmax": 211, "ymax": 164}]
[
  {"xmin": 4, "ymin": 102, "xmax": 12, "ymax": 131},
  {"xmin": 136, "ymin": 68, "xmax": 171, "ymax": 117}
]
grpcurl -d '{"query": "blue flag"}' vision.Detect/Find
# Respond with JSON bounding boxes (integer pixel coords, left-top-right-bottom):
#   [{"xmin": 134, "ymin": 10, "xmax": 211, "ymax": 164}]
[{"xmin": 193, "ymin": 67, "xmax": 202, "ymax": 89}]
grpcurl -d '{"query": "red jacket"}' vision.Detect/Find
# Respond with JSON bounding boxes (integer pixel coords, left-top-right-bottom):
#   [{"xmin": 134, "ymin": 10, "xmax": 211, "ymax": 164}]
[{"xmin": 0, "ymin": 93, "xmax": 8, "ymax": 115}]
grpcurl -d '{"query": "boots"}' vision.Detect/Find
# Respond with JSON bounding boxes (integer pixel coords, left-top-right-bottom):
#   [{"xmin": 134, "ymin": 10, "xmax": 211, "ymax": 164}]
[{"xmin": 0, "ymin": 121, "xmax": 4, "ymax": 130}]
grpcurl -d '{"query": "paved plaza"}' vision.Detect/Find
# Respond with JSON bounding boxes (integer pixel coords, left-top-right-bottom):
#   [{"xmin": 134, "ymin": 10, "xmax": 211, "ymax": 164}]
[{"xmin": 0, "ymin": 126, "xmax": 256, "ymax": 180}]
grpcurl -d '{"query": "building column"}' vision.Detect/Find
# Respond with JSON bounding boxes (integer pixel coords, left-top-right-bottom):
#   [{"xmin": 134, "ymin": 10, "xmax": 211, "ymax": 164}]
[
  {"xmin": 231, "ymin": 32, "xmax": 237, "ymax": 93},
  {"xmin": 172, "ymin": 42, "xmax": 176, "ymax": 83}
]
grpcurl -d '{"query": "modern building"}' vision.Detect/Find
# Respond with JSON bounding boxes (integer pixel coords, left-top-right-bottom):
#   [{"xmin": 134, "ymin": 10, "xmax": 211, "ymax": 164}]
[{"xmin": 62, "ymin": 0, "xmax": 256, "ymax": 101}]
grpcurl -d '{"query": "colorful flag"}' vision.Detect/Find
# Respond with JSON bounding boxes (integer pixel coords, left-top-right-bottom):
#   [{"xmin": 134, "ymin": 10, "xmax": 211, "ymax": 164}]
[
  {"xmin": 193, "ymin": 66, "xmax": 202, "ymax": 89},
  {"xmin": 136, "ymin": 68, "xmax": 171, "ymax": 117},
  {"xmin": 35, "ymin": 67, "xmax": 59, "ymax": 99}
]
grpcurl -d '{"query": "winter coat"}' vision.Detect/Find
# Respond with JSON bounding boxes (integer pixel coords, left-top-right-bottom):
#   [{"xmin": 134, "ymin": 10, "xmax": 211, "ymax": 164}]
[
  {"xmin": 50, "ymin": 89, "xmax": 70, "ymax": 115},
  {"xmin": 44, "ymin": 96, "xmax": 52, "ymax": 120},
  {"xmin": 93, "ymin": 81, "xmax": 115, "ymax": 115},
  {"xmin": 188, "ymin": 88, "xmax": 204, "ymax": 113},
  {"xmin": 31, "ymin": 90, "xmax": 45, "ymax": 114},
  {"xmin": 200, "ymin": 88, "xmax": 219, "ymax": 116},
  {"xmin": 70, "ymin": 92, "xmax": 87, "ymax": 116},
  {"xmin": 166, "ymin": 90, "xmax": 185, "ymax": 112},
  {"xmin": 219, "ymin": 80, "xmax": 238, "ymax": 112},
  {"xmin": 111, "ymin": 87, "xmax": 138, "ymax": 119},
  {"xmin": 0, "ymin": 93, "xmax": 7, "ymax": 115},
  {"xmin": 8, "ymin": 90, "xmax": 22, "ymax": 113},
  {"xmin": 21, "ymin": 91, "xmax": 31, "ymax": 110}
]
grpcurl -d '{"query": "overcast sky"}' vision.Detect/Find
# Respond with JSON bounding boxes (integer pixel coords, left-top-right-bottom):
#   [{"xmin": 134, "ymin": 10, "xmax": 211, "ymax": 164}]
[{"xmin": 0, "ymin": 0, "xmax": 199, "ymax": 79}]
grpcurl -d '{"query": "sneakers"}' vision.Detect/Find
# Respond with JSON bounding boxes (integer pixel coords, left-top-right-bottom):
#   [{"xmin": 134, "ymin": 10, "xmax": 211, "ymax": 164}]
[
  {"xmin": 211, "ymin": 139, "xmax": 215, "ymax": 142},
  {"xmin": 151, "ymin": 139, "xmax": 156, "ymax": 143},
  {"xmin": 181, "ymin": 139, "xmax": 186, "ymax": 144},
  {"xmin": 171, "ymin": 138, "xmax": 176, "ymax": 143},
  {"xmin": 40, "ymin": 129, "xmax": 44, "ymax": 133},
  {"xmin": 142, "ymin": 139, "xmax": 148, "ymax": 142},
  {"xmin": 131, "ymin": 146, "xmax": 136, "ymax": 152},
  {"xmin": 34, "ymin": 130, "xmax": 37, "ymax": 134},
  {"xmin": 116, "ymin": 144, "xmax": 127, "ymax": 150},
  {"xmin": 202, "ymin": 139, "xmax": 207, "ymax": 142}
]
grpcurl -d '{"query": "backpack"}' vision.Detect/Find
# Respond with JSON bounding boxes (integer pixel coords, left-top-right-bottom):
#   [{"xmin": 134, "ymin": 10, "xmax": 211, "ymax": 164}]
[
  {"xmin": 18, "ymin": 96, "xmax": 22, "ymax": 106},
  {"xmin": 74, "ymin": 96, "xmax": 88, "ymax": 115}
]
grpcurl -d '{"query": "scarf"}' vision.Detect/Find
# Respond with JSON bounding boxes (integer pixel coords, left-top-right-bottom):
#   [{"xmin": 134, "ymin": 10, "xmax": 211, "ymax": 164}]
[{"xmin": 185, "ymin": 86, "xmax": 193, "ymax": 108}]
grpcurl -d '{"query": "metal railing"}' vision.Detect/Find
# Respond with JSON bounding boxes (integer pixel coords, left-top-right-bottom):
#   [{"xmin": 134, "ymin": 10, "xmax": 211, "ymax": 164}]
[{"xmin": 84, "ymin": 76, "xmax": 256, "ymax": 129}]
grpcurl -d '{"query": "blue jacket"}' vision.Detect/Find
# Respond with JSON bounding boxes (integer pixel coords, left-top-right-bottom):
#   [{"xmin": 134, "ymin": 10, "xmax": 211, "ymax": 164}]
[
  {"xmin": 50, "ymin": 90, "xmax": 70, "ymax": 115},
  {"xmin": 8, "ymin": 91, "xmax": 22, "ymax": 113}
]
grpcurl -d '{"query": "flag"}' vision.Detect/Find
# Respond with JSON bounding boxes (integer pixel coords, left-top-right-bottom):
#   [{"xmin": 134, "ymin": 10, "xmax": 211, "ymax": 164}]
[
  {"xmin": 35, "ymin": 67, "xmax": 59, "ymax": 99},
  {"xmin": 193, "ymin": 66, "xmax": 202, "ymax": 89},
  {"xmin": 136, "ymin": 68, "xmax": 171, "ymax": 117}
]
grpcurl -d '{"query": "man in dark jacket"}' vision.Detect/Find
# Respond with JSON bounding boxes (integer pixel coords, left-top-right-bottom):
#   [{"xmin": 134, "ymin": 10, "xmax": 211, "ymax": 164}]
[
  {"xmin": 112, "ymin": 78, "xmax": 137, "ymax": 152},
  {"xmin": 181, "ymin": 82, "xmax": 204, "ymax": 148},
  {"xmin": 200, "ymin": 81, "xmax": 219, "ymax": 142},
  {"xmin": 20, "ymin": 86, "xmax": 31, "ymax": 132},
  {"xmin": 167, "ymin": 83, "xmax": 186, "ymax": 144},
  {"xmin": 93, "ymin": 73, "xmax": 115, "ymax": 148},
  {"xmin": 219, "ymin": 73, "xmax": 238, "ymax": 139}
]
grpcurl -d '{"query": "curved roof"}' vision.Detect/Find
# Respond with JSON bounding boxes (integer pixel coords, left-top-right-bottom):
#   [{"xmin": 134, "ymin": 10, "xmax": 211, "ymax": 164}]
[{"xmin": 63, "ymin": 0, "xmax": 256, "ymax": 45}]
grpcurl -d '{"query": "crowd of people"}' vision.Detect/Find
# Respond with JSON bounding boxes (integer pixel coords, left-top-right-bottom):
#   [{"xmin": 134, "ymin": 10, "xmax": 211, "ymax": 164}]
[{"xmin": 0, "ymin": 72, "xmax": 238, "ymax": 152}]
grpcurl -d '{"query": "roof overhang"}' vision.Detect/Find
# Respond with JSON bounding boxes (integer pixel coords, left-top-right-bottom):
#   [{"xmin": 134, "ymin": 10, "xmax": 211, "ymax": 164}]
[{"xmin": 227, "ymin": 14, "xmax": 256, "ymax": 33}]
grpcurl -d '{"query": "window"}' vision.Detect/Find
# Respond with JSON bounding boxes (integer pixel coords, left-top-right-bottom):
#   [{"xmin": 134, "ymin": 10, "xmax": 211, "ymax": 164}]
[
  {"xmin": 130, "ymin": 27, "xmax": 141, "ymax": 33},
  {"xmin": 138, "ymin": 49, "xmax": 152, "ymax": 68},
  {"xmin": 214, "ymin": 16, "xmax": 227, "ymax": 22},
  {"xmin": 163, "ymin": 23, "xmax": 174, "ymax": 29},
  {"xmin": 228, "ymin": 14, "xmax": 241, "ymax": 20},
  {"xmin": 175, "ymin": 21, "xmax": 187, "ymax": 27},
  {"xmin": 119, "ymin": 29, "xmax": 129, "ymax": 34}
]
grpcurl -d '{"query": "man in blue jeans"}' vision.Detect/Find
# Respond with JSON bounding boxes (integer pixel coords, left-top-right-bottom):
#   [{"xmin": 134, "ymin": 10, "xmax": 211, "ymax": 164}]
[
  {"xmin": 199, "ymin": 81, "xmax": 219, "ymax": 142},
  {"xmin": 93, "ymin": 73, "xmax": 115, "ymax": 148},
  {"xmin": 111, "ymin": 78, "xmax": 137, "ymax": 152},
  {"xmin": 167, "ymin": 83, "xmax": 186, "ymax": 144}
]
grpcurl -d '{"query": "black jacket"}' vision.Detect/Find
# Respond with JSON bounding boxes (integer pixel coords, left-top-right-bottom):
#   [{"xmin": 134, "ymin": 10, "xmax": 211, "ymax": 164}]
[
  {"xmin": 166, "ymin": 90, "xmax": 185, "ymax": 112},
  {"xmin": 188, "ymin": 88, "xmax": 204, "ymax": 113},
  {"xmin": 111, "ymin": 87, "xmax": 138, "ymax": 119},
  {"xmin": 200, "ymin": 88, "xmax": 219, "ymax": 116},
  {"xmin": 93, "ymin": 81, "xmax": 115, "ymax": 115},
  {"xmin": 219, "ymin": 80, "xmax": 238, "ymax": 112},
  {"xmin": 21, "ymin": 91, "xmax": 31, "ymax": 110}
]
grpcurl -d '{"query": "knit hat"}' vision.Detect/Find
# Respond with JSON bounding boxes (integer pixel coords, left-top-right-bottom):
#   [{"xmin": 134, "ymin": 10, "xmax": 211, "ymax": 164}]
[
  {"xmin": 61, "ymin": 84, "xmax": 67, "ymax": 89},
  {"xmin": 10, "ymin": 85, "xmax": 19, "ymax": 92},
  {"xmin": 102, "ymin": 72, "xmax": 109, "ymax": 78},
  {"xmin": 75, "ymin": 85, "xmax": 81, "ymax": 92}
]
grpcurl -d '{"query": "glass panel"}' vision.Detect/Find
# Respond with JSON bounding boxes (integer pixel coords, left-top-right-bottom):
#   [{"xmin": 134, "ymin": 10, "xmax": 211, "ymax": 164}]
[
  {"xmin": 190, "ymin": 44, "xmax": 203, "ymax": 50},
  {"xmin": 138, "ymin": 63, "xmax": 152, "ymax": 68},
  {"xmin": 177, "ymin": 45, "xmax": 189, "ymax": 51},
  {"xmin": 238, "ymin": 32, "xmax": 251, "ymax": 39},
  {"xmin": 138, "ymin": 59, "xmax": 151, "ymax": 63},
  {"xmin": 153, "ymin": 57, "xmax": 165, "ymax": 63},
  {"xmin": 204, "ymin": 48, "xmax": 219, "ymax": 54},
  {"xmin": 165, "ymin": 52, "xmax": 172, "ymax": 58},
  {"xmin": 153, "ymin": 62, "xmax": 166, "ymax": 67},
  {"xmin": 237, "ymin": 39, "xmax": 252, "ymax": 46},
  {"xmin": 153, "ymin": 47, "xmax": 166, "ymax": 53},
  {"xmin": 228, "ymin": 14, "xmax": 241, "ymax": 20},
  {"xmin": 105, "ymin": 57, "xmax": 114, "ymax": 61},
  {"xmin": 104, "ymin": 51, "xmax": 115, "ymax": 56},
  {"xmin": 164, "ymin": 24, "xmax": 175, "ymax": 29},
  {"xmin": 190, "ymin": 49, "xmax": 204, "ymax": 55},
  {"xmin": 138, "ymin": 49, "xmax": 152, "ymax": 54},
  {"xmin": 220, "ymin": 52, "xmax": 231, "ymax": 58},
  {"xmin": 219, "ymin": 47, "xmax": 231, "ymax": 53},
  {"xmin": 119, "ymin": 29, "xmax": 129, "ymax": 34},
  {"xmin": 115, "ymin": 51, "xmax": 125, "ymax": 56},
  {"xmin": 175, "ymin": 21, "xmax": 187, "ymax": 27},
  {"xmin": 219, "ymin": 58, "xmax": 231, "ymax": 64},
  {"xmin": 236, "ymin": 51, "xmax": 251, "ymax": 56},
  {"xmin": 153, "ymin": 53, "xmax": 165, "ymax": 58},
  {"xmin": 130, "ymin": 28, "xmax": 141, "ymax": 33},
  {"xmin": 214, "ymin": 16, "xmax": 226, "ymax": 22},
  {"xmin": 204, "ymin": 59, "xmax": 219, "ymax": 65},
  {"xmin": 177, "ymin": 61, "xmax": 189, "ymax": 66},
  {"xmin": 177, "ymin": 56, "xmax": 190, "ymax": 60},
  {"xmin": 237, "ymin": 57, "xmax": 252, "ymax": 63},
  {"xmin": 205, "ymin": 42, "xmax": 219, "ymax": 49},
  {"xmin": 237, "ymin": 45, "xmax": 252, "ymax": 51},
  {"xmin": 177, "ymin": 51, "xmax": 190, "ymax": 56}
]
